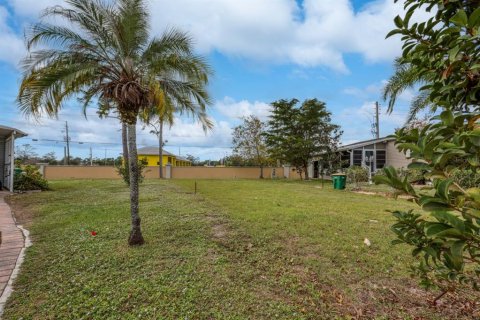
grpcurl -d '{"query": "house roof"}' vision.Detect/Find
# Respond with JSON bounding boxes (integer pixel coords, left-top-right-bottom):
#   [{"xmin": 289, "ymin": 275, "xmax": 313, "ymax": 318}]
[
  {"xmin": 176, "ymin": 155, "xmax": 190, "ymax": 162},
  {"xmin": 137, "ymin": 146, "xmax": 191, "ymax": 162},
  {"xmin": 338, "ymin": 136, "xmax": 395, "ymax": 151},
  {"xmin": 137, "ymin": 146, "xmax": 175, "ymax": 156},
  {"xmin": 0, "ymin": 125, "xmax": 28, "ymax": 138}
]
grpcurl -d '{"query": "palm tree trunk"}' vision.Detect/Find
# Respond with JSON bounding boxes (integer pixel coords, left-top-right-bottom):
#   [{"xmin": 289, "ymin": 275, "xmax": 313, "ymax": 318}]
[
  {"xmin": 122, "ymin": 123, "xmax": 129, "ymax": 168},
  {"xmin": 159, "ymin": 120, "xmax": 163, "ymax": 179},
  {"xmin": 127, "ymin": 122, "xmax": 145, "ymax": 246}
]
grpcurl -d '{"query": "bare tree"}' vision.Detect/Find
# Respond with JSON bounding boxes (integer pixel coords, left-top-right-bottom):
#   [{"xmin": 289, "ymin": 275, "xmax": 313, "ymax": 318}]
[{"xmin": 232, "ymin": 116, "xmax": 269, "ymax": 178}]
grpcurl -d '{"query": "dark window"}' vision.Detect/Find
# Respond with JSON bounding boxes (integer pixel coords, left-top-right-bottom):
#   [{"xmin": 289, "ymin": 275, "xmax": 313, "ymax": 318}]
[
  {"xmin": 340, "ymin": 151, "xmax": 350, "ymax": 168},
  {"xmin": 156, "ymin": 161, "xmax": 160, "ymax": 165},
  {"xmin": 353, "ymin": 150, "xmax": 363, "ymax": 166},
  {"xmin": 376, "ymin": 150, "xmax": 386, "ymax": 169}
]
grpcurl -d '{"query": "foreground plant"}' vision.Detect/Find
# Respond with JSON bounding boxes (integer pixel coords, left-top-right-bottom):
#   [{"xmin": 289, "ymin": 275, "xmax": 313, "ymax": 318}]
[
  {"xmin": 376, "ymin": 111, "xmax": 480, "ymax": 299},
  {"xmin": 17, "ymin": 0, "xmax": 211, "ymax": 245},
  {"xmin": 378, "ymin": 0, "xmax": 480, "ymax": 300}
]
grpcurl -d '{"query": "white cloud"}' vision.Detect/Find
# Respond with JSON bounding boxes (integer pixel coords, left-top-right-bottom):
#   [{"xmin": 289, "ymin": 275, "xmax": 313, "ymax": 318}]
[
  {"xmin": 335, "ymin": 100, "xmax": 408, "ymax": 144},
  {"xmin": 6, "ymin": 0, "xmax": 59, "ymax": 17},
  {"xmin": 4, "ymin": 0, "xmax": 432, "ymax": 71},
  {"xmin": 215, "ymin": 96, "xmax": 272, "ymax": 121},
  {"xmin": 0, "ymin": 6, "xmax": 25, "ymax": 66}
]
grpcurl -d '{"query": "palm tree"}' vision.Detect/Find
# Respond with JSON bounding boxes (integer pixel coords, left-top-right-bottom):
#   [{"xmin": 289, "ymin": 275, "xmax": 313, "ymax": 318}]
[
  {"xmin": 18, "ymin": 0, "xmax": 212, "ymax": 245},
  {"xmin": 142, "ymin": 96, "xmax": 212, "ymax": 178},
  {"xmin": 383, "ymin": 58, "xmax": 434, "ymax": 123}
]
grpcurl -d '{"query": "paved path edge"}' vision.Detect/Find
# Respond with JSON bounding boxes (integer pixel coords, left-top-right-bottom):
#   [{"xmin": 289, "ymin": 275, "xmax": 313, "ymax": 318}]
[{"xmin": 0, "ymin": 210, "xmax": 31, "ymax": 318}]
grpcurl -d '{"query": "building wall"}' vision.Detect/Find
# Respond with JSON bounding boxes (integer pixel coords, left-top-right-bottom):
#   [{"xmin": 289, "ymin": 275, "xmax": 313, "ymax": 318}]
[
  {"xmin": 169, "ymin": 167, "xmax": 283, "ymax": 179},
  {"xmin": 138, "ymin": 154, "xmax": 191, "ymax": 167},
  {"xmin": 0, "ymin": 137, "xmax": 4, "ymax": 188},
  {"xmin": 385, "ymin": 141, "xmax": 411, "ymax": 168},
  {"xmin": 42, "ymin": 166, "xmax": 297, "ymax": 180}
]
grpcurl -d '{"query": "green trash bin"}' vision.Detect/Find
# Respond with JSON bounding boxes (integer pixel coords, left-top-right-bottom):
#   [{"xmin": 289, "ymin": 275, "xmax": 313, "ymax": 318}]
[
  {"xmin": 331, "ymin": 173, "xmax": 346, "ymax": 190},
  {"xmin": 14, "ymin": 168, "xmax": 23, "ymax": 175}
]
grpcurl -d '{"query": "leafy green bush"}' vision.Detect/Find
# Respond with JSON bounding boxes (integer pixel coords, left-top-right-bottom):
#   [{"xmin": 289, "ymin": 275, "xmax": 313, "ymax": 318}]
[
  {"xmin": 375, "ymin": 168, "xmax": 425, "ymax": 184},
  {"xmin": 377, "ymin": 0, "xmax": 480, "ymax": 299},
  {"xmin": 375, "ymin": 111, "xmax": 480, "ymax": 294},
  {"xmin": 117, "ymin": 159, "xmax": 148, "ymax": 186},
  {"xmin": 450, "ymin": 169, "xmax": 480, "ymax": 189},
  {"xmin": 346, "ymin": 166, "xmax": 369, "ymax": 187},
  {"xmin": 14, "ymin": 165, "xmax": 49, "ymax": 191},
  {"xmin": 398, "ymin": 168, "xmax": 426, "ymax": 184}
]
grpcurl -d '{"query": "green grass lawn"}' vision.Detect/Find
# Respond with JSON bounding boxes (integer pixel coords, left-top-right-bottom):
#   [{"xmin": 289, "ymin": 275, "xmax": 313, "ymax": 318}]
[{"xmin": 3, "ymin": 179, "xmax": 476, "ymax": 319}]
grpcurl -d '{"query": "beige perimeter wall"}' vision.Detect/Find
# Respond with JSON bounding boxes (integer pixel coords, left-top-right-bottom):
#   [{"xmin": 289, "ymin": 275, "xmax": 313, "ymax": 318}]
[{"xmin": 43, "ymin": 166, "xmax": 295, "ymax": 180}]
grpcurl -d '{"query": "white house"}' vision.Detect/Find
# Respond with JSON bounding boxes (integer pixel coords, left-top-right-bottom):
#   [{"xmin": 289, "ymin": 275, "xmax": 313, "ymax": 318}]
[
  {"xmin": 307, "ymin": 136, "xmax": 411, "ymax": 179},
  {"xmin": 337, "ymin": 136, "xmax": 410, "ymax": 172},
  {"xmin": 0, "ymin": 125, "xmax": 27, "ymax": 191}
]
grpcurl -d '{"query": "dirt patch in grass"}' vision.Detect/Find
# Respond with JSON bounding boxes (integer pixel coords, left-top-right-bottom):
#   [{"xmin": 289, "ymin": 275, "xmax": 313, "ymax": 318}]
[
  {"xmin": 5, "ymin": 193, "xmax": 37, "ymax": 227},
  {"xmin": 352, "ymin": 190, "xmax": 415, "ymax": 200}
]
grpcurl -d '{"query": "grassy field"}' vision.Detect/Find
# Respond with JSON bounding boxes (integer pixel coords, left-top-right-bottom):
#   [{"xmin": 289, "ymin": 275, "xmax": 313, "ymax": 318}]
[{"xmin": 3, "ymin": 179, "xmax": 477, "ymax": 319}]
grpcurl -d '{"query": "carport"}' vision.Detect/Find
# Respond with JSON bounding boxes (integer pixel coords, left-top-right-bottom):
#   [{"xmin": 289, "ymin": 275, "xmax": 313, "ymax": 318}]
[{"xmin": 0, "ymin": 125, "xmax": 27, "ymax": 191}]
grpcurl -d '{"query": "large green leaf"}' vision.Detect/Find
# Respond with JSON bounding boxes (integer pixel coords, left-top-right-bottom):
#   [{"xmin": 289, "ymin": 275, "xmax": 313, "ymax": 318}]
[
  {"xmin": 431, "ymin": 211, "xmax": 466, "ymax": 232},
  {"xmin": 440, "ymin": 110, "xmax": 454, "ymax": 126},
  {"xmin": 450, "ymin": 240, "xmax": 466, "ymax": 271},
  {"xmin": 436, "ymin": 178, "xmax": 454, "ymax": 201},
  {"xmin": 468, "ymin": 7, "xmax": 480, "ymax": 27},
  {"xmin": 425, "ymin": 222, "xmax": 451, "ymax": 237},
  {"xmin": 408, "ymin": 162, "xmax": 431, "ymax": 171}
]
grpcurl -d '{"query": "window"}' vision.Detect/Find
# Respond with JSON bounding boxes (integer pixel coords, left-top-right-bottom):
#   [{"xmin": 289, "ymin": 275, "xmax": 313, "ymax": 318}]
[
  {"xmin": 353, "ymin": 150, "xmax": 362, "ymax": 166},
  {"xmin": 340, "ymin": 151, "xmax": 350, "ymax": 168},
  {"xmin": 376, "ymin": 150, "xmax": 386, "ymax": 169}
]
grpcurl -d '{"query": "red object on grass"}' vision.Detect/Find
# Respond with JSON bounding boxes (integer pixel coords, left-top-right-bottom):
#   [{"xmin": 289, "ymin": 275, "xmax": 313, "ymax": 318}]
[{"xmin": 90, "ymin": 231, "xmax": 97, "ymax": 236}]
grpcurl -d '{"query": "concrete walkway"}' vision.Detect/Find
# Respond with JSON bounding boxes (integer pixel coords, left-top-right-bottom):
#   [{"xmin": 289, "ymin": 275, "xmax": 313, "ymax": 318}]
[{"xmin": 0, "ymin": 192, "xmax": 29, "ymax": 316}]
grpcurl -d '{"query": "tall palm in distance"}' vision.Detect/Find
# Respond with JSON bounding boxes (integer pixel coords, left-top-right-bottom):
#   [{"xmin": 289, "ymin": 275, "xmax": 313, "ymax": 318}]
[
  {"xmin": 142, "ymin": 93, "xmax": 213, "ymax": 178},
  {"xmin": 17, "ymin": 0, "xmax": 212, "ymax": 245},
  {"xmin": 382, "ymin": 57, "xmax": 434, "ymax": 123}
]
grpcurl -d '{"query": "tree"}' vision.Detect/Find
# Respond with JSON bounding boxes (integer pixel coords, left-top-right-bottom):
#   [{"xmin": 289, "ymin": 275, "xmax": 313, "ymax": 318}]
[
  {"xmin": 143, "ymin": 92, "xmax": 212, "ymax": 178},
  {"xmin": 265, "ymin": 99, "xmax": 342, "ymax": 180},
  {"xmin": 18, "ymin": 0, "xmax": 212, "ymax": 245},
  {"xmin": 376, "ymin": 0, "xmax": 480, "ymax": 299},
  {"xmin": 15, "ymin": 144, "xmax": 38, "ymax": 164},
  {"xmin": 382, "ymin": 58, "xmax": 434, "ymax": 123},
  {"xmin": 185, "ymin": 154, "xmax": 199, "ymax": 165},
  {"xmin": 232, "ymin": 115, "xmax": 269, "ymax": 178},
  {"xmin": 41, "ymin": 151, "xmax": 57, "ymax": 165}
]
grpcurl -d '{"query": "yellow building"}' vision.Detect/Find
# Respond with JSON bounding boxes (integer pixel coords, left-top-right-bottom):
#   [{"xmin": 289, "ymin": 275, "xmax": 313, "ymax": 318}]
[{"xmin": 137, "ymin": 146, "xmax": 192, "ymax": 167}]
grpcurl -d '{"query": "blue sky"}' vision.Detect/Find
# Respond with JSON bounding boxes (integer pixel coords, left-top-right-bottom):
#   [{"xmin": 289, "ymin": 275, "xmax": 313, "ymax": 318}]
[{"xmin": 0, "ymin": 0, "xmax": 424, "ymax": 160}]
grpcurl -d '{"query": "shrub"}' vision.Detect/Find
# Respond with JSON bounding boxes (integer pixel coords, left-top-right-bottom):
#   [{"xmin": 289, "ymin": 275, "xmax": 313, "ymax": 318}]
[
  {"xmin": 375, "ymin": 168, "xmax": 426, "ymax": 185},
  {"xmin": 346, "ymin": 166, "xmax": 369, "ymax": 187},
  {"xmin": 117, "ymin": 159, "xmax": 148, "ymax": 186},
  {"xmin": 450, "ymin": 169, "xmax": 480, "ymax": 189},
  {"xmin": 398, "ymin": 168, "xmax": 426, "ymax": 184},
  {"xmin": 14, "ymin": 165, "xmax": 49, "ymax": 191}
]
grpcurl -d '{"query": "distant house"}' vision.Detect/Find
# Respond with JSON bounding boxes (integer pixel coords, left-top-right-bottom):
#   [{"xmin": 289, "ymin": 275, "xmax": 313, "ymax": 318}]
[
  {"xmin": 337, "ymin": 136, "xmax": 410, "ymax": 172},
  {"xmin": 137, "ymin": 146, "xmax": 191, "ymax": 167},
  {"xmin": 0, "ymin": 125, "xmax": 27, "ymax": 191}
]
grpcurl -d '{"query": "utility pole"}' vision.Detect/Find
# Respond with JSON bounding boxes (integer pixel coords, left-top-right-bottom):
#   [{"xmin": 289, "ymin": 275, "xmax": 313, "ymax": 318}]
[
  {"xmin": 89, "ymin": 147, "xmax": 93, "ymax": 166},
  {"xmin": 65, "ymin": 121, "xmax": 70, "ymax": 164},
  {"xmin": 375, "ymin": 101, "xmax": 380, "ymax": 139},
  {"xmin": 104, "ymin": 148, "xmax": 107, "ymax": 166},
  {"xmin": 63, "ymin": 146, "xmax": 67, "ymax": 165},
  {"xmin": 159, "ymin": 120, "xmax": 163, "ymax": 178}
]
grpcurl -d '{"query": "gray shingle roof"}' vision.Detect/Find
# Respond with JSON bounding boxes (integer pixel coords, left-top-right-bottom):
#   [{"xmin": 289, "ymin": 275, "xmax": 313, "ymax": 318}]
[{"xmin": 337, "ymin": 136, "xmax": 395, "ymax": 151}]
